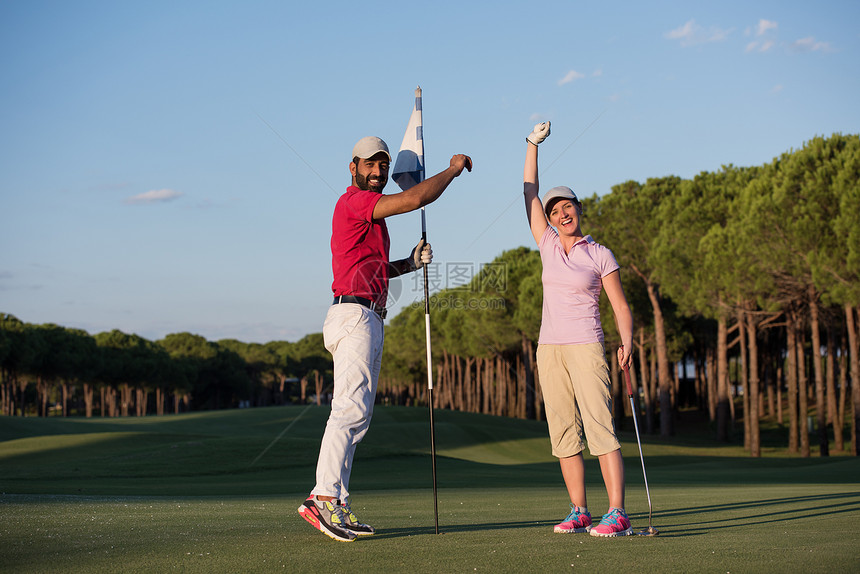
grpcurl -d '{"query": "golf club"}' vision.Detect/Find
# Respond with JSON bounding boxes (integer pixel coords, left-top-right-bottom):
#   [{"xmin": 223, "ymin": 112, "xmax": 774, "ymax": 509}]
[{"xmin": 622, "ymin": 363, "xmax": 659, "ymax": 536}]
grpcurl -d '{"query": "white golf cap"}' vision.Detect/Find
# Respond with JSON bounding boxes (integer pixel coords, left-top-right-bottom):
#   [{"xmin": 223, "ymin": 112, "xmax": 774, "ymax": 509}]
[
  {"xmin": 352, "ymin": 136, "xmax": 391, "ymax": 161},
  {"xmin": 541, "ymin": 186, "xmax": 579, "ymax": 215}
]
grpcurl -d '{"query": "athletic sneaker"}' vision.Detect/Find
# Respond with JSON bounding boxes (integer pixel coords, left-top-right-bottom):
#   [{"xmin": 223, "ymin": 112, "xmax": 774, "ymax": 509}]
[
  {"xmin": 297, "ymin": 495, "xmax": 356, "ymax": 542},
  {"xmin": 554, "ymin": 505, "xmax": 592, "ymax": 533},
  {"xmin": 339, "ymin": 498, "xmax": 375, "ymax": 535},
  {"xmin": 589, "ymin": 507, "xmax": 633, "ymax": 537}
]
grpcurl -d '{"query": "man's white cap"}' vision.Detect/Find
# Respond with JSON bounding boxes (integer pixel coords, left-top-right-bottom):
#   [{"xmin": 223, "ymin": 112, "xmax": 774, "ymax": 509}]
[
  {"xmin": 541, "ymin": 186, "xmax": 579, "ymax": 215},
  {"xmin": 352, "ymin": 136, "xmax": 391, "ymax": 161}
]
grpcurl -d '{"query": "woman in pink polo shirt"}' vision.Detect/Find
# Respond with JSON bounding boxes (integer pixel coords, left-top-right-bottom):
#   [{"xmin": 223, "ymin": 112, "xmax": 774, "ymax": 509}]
[{"xmin": 523, "ymin": 122, "xmax": 634, "ymax": 537}]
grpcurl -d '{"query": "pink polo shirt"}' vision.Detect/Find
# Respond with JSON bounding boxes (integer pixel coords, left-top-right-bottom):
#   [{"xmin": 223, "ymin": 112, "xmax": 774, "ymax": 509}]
[
  {"xmin": 538, "ymin": 226, "xmax": 619, "ymax": 345},
  {"xmin": 330, "ymin": 186, "xmax": 390, "ymax": 307}
]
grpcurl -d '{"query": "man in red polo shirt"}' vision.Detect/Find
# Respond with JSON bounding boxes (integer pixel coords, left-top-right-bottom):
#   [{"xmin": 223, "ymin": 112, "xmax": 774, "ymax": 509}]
[{"xmin": 298, "ymin": 135, "xmax": 472, "ymax": 542}]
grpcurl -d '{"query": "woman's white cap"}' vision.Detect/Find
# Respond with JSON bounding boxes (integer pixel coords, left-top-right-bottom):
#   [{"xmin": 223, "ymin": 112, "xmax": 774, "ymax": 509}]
[{"xmin": 541, "ymin": 186, "xmax": 578, "ymax": 214}]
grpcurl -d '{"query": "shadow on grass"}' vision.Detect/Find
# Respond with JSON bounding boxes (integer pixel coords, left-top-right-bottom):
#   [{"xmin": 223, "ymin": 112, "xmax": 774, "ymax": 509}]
[
  {"xmin": 371, "ymin": 519, "xmax": 556, "ymax": 539},
  {"xmin": 658, "ymin": 491, "xmax": 860, "ymax": 537},
  {"xmin": 365, "ymin": 491, "xmax": 860, "ymax": 540}
]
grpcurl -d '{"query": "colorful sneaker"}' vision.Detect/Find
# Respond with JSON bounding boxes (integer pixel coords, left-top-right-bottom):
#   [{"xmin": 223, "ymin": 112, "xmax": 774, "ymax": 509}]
[
  {"xmin": 589, "ymin": 507, "xmax": 633, "ymax": 537},
  {"xmin": 339, "ymin": 498, "xmax": 375, "ymax": 535},
  {"xmin": 554, "ymin": 504, "xmax": 592, "ymax": 533},
  {"xmin": 297, "ymin": 495, "xmax": 356, "ymax": 542}
]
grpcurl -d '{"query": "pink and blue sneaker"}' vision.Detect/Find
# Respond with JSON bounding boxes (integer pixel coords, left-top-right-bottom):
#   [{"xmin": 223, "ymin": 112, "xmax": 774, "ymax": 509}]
[
  {"xmin": 589, "ymin": 507, "xmax": 633, "ymax": 537},
  {"xmin": 554, "ymin": 504, "xmax": 592, "ymax": 533}
]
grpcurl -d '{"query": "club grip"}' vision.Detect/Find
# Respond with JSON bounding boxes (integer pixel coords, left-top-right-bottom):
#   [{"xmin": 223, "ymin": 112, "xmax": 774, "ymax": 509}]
[{"xmin": 623, "ymin": 364, "xmax": 634, "ymax": 397}]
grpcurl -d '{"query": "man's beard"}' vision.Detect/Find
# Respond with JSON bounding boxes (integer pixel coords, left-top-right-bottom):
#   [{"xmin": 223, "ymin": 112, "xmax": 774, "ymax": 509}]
[{"xmin": 355, "ymin": 172, "xmax": 387, "ymax": 192}]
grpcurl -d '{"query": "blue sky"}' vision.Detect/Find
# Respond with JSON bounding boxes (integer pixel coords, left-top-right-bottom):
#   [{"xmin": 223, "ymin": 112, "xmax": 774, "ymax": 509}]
[{"xmin": 1, "ymin": 1, "xmax": 858, "ymax": 343}]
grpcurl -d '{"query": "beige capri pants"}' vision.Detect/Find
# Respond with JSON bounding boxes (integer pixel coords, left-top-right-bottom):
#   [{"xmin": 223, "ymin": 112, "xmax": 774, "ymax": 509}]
[{"xmin": 536, "ymin": 342, "xmax": 621, "ymax": 458}]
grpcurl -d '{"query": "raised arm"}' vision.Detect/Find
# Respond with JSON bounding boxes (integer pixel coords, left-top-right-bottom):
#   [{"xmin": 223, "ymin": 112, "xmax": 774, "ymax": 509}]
[
  {"xmin": 523, "ymin": 122, "xmax": 550, "ymax": 245},
  {"xmin": 373, "ymin": 154, "xmax": 472, "ymax": 220}
]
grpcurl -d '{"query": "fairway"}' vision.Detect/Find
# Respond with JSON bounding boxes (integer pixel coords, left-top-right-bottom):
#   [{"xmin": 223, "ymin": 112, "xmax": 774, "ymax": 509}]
[{"xmin": 1, "ymin": 406, "xmax": 859, "ymax": 573}]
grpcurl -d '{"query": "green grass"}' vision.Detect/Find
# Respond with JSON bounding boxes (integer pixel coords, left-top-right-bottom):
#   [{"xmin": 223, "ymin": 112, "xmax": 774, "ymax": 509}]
[{"xmin": 1, "ymin": 405, "xmax": 859, "ymax": 573}]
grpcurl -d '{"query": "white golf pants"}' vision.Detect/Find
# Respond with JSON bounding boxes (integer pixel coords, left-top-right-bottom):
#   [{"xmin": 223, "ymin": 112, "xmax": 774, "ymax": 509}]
[{"xmin": 311, "ymin": 303, "xmax": 384, "ymax": 500}]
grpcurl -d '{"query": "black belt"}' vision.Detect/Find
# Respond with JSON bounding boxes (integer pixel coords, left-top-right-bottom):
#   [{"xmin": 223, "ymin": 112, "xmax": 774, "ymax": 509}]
[{"xmin": 333, "ymin": 295, "xmax": 387, "ymax": 319}]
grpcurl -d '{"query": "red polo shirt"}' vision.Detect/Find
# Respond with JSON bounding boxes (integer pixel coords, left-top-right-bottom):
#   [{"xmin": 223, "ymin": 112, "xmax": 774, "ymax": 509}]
[{"xmin": 330, "ymin": 186, "xmax": 390, "ymax": 308}]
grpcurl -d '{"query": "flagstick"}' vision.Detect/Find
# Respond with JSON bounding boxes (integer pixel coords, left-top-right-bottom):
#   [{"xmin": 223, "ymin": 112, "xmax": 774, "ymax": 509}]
[
  {"xmin": 392, "ymin": 85, "xmax": 438, "ymax": 534},
  {"xmin": 422, "ymin": 206, "xmax": 440, "ymax": 535}
]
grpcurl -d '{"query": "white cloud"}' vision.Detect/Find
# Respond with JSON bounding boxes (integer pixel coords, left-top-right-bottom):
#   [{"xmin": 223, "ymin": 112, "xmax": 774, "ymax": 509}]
[
  {"xmin": 746, "ymin": 39, "xmax": 775, "ymax": 53},
  {"xmin": 124, "ymin": 188, "xmax": 183, "ymax": 205},
  {"xmin": 666, "ymin": 19, "xmax": 697, "ymax": 42},
  {"xmin": 791, "ymin": 36, "xmax": 831, "ymax": 52},
  {"xmin": 665, "ymin": 19, "xmax": 732, "ymax": 46},
  {"xmin": 592, "ymin": 69, "xmax": 603, "ymax": 77},
  {"xmin": 771, "ymin": 84, "xmax": 784, "ymax": 94},
  {"xmin": 707, "ymin": 27, "xmax": 732, "ymax": 43},
  {"xmin": 558, "ymin": 70, "xmax": 585, "ymax": 86},
  {"xmin": 757, "ymin": 19, "xmax": 778, "ymax": 36}
]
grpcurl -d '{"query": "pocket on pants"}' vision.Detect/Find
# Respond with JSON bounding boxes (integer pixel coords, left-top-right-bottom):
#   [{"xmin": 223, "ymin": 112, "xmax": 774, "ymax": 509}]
[{"xmin": 323, "ymin": 305, "xmax": 365, "ymax": 354}]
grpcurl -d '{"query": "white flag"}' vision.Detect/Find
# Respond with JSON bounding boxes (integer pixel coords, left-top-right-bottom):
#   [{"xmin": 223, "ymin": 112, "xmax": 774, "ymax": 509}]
[{"xmin": 392, "ymin": 86, "xmax": 425, "ymax": 191}]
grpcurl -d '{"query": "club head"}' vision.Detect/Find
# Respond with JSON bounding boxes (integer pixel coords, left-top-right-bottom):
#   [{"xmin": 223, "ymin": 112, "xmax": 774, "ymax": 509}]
[{"xmin": 638, "ymin": 526, "xmax": 659, "ymax": 537}]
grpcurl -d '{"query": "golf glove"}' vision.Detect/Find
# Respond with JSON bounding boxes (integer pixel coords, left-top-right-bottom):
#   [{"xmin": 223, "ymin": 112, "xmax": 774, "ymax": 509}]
[
  {"xmin": 410, "ymin": 239, "xmax": 433, "ymax": 271},
  {"xmin": 527, "ymin": 121, "xmax": 551, "ymax": 145}
]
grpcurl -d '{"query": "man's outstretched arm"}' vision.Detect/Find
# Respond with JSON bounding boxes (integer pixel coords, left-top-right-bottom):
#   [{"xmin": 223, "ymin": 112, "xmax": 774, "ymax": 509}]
[{"xmin": 372, "ymin": 154, "xmax": 472, "ymax": 220}]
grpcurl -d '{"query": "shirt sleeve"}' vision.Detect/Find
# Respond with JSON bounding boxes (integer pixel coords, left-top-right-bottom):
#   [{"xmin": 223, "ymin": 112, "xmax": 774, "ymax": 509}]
[
  {"xmin": 345, "ymin": 188, "xmax": 383, "ymax": 222},
  {"xmin": 599, "ymin": 245, "xmax": 621, "ymax": 277},
  {"xmin": 538, "ymin": 226, "xmax": 557, "ymax": 250}
]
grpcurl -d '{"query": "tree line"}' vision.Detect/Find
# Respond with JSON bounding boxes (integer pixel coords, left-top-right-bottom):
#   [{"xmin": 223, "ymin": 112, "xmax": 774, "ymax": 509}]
[
  {"xmin": 2, "ymin": 134, "xmax": 858, "ymax": 458},
  {"xmin": 0, "ymin": 318, "xmax": 333, "ymax": 417}
]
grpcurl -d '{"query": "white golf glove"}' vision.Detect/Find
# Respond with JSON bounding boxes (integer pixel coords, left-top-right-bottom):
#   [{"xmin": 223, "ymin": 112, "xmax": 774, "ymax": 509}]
[
  {"xmin": 409, "ymin": 239, "xmax": 433, "ymax": 271},
  {"xmin": 526, "ymin": 121, "xmax": 551, "ymax": 145}
]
